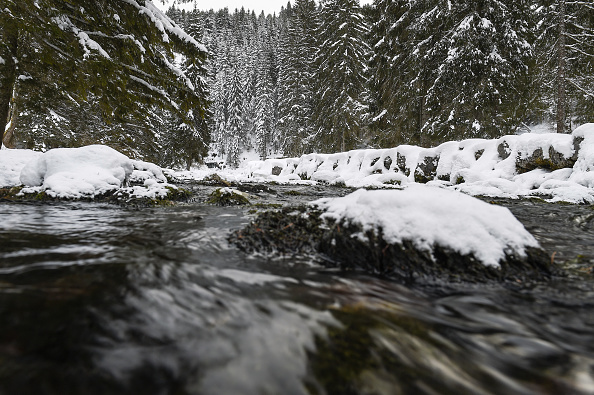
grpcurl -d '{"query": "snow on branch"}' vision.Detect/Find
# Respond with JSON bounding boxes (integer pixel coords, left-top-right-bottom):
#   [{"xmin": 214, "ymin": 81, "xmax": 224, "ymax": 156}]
[
  {"xmin": 122, "ymin": 0, "xmax": 207, "ymax": 53},
  {"xmin": 128, "ymin": 75, "xmax": 179, "ymax": 110}
]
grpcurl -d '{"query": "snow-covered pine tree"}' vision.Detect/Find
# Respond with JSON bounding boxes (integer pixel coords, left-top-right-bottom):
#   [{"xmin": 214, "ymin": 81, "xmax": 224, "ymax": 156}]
[
  {"xmin": 1, "ymin": 0, "xmax": 209, "ymax": 166},
  {"xmin": 313, "ymin": 0, "xmax": 370, "ymax": 153},
  {"xmin": 368, "ymin": 0, "xmax": 431, "ymax": 147},
  {"xmin": 277, "ymin": 0, "xmax": 319, "ymax": 156},
  {"xmin": 533, "ymin": 0, "xmax": 594, "ymax": 132},
  {"xmin": 254, "ymin": 22, "xmax": 276, "ymax": 159},
  {"xmin": 422, "ymin": 0, "xmax": 534, "ymax": 142},
  {"xmin": 225, "ymin": 60, "xmax": 244, "ymax": 167},
  {"xmin": 369, "ymin": 0, "xmax": 534, "ymax": 146}
]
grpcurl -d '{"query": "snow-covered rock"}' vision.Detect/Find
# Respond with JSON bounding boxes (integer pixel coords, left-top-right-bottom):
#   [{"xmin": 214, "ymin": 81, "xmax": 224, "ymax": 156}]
[
  {"xmin": 231, "ymin": 186, "xmax": 553, "ymax": 282},
  {"xmin": 0, "ymin": 145, "xmax": 177, "ymax": 200},
  {"xmin": 19, "ymin": 145, "xmax": 134, "ymax": 198},
  {"xmin": 313, "ymin": 186, "xmax": 539, "ymax": 268},
  {"xmin": 241, "ymin": 126, "xmax": 594, "ymax": 203},
  {"xmin": 0, "ymin": 149, "xmax": 42, "ymax": 187}
]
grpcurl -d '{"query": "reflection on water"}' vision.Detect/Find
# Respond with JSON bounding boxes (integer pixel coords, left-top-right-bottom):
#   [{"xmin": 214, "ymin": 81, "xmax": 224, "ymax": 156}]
[{"xmin": 1, "ymin": 189, "xmax": 594, "ymax": 394}]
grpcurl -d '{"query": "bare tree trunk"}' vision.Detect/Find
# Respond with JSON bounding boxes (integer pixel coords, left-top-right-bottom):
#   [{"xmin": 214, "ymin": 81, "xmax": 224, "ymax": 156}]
[
  {"xmin": 556, "ymin": 0, "xmax": 567, "ymax": 134},
  {"xmin": 0, "ymin": 18, "xmax": 18, "ymax": 147}
]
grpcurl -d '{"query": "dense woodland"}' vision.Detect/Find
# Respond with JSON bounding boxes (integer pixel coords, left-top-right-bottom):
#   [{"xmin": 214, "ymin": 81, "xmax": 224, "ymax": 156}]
[{"xmin": 1, "ymin": 0, "xmax": 593, "ymax": 168}]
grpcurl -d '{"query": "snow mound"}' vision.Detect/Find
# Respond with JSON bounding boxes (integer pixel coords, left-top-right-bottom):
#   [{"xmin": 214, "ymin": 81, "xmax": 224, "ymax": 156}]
[
  {"xmin": 313, "ymin": 186, "xmax": 540, "ymax": 268},
  {"xmin": 0, "ymin": 149, "xmax": 42, "ymax": 187},
  {"xmin": 19, "ymin": 145, "xmax": 134, "ymax": 198}
]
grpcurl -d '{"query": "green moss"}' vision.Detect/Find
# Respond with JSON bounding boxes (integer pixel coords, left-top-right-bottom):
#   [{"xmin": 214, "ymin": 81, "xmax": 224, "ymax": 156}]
[
  {"xmin": 284, "ymin": 190, "xmax": 302, "ymax": 196},
  {"xmin": 332, "ymin": 180, "xmax": 347, "ymax": 188},
  {"xmin": 163, "ymin": 186, "xmax": 191, "ymax": 201},
  {"xmin": 207, "ymin": 188, "xmax": 250, "ymax": 206},
  {"xmin": 0, "ymin": 186, "xmax": 24, "ymax": 200},
  {"xmin": 200, "ymin": 173, "xmax": 232, "ymax": 187}
]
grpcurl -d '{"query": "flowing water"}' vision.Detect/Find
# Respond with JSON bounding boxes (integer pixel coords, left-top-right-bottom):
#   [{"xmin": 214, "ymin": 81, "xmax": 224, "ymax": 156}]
[{"xmin": 1, "ymin": 184, "xmax": 594, "ymax": 395}]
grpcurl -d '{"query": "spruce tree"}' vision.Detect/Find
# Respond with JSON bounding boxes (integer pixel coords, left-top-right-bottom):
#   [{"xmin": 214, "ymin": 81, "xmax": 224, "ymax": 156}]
[
  {"xmin": 313, "ymin": 0, "xmax": 370, "ymax": 153},
  {"xmin": 277, "ymin": 0, "xmax": 318, "ymax": 156},
  {"xmin": 533, "ymin": 0, "xmax": 594, "ymax": 132},
  {"xmin": 1, "ymin": 0, "xmax": 209, "ymax": 166}
]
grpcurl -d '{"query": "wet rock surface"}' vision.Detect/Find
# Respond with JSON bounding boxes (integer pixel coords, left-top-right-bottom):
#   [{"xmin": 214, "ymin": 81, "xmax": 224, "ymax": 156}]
[{"xmin": 230, "ymin": 204, "xmax": 556, "ymax": 283}]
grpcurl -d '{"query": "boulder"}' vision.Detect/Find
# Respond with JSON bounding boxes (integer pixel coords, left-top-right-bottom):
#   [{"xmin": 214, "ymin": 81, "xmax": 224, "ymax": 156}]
[
  {"xmin": 414, "ymin": 154, "xmax": 440, "ymax": 183},
  {"xmin": 230, "ymin": 187, "xmax": 555, "ymax": 283},
  {"xmin": 516, "ymin": 137, "xmax": 582, "ymax": 174}
]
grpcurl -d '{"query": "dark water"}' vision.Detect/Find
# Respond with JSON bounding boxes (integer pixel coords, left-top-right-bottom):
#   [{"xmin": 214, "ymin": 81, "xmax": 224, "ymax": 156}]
[{"xmin": 1, "ymin": 186, "xmax": 594, "ymax": 395}]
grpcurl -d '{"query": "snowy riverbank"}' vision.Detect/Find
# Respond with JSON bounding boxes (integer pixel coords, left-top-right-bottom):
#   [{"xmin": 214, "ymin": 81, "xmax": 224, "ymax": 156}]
[
  {"xmin": 0, "ymin": 145, "xmax": 178, "ymax": 200},
  {"xmin": 2, "ymin": 124, "xmax": 594, "ymax": 204},
  {"xmin": 235, "ymin": 123, "xmax": 594, "ymax": 204}
]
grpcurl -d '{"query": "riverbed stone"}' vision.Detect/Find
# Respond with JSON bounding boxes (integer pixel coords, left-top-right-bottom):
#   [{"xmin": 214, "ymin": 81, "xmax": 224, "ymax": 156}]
[
  {"xmin": 516, "ymin": 136, "xmax": 583, "ymax": 174},
  {"xmin": 396, "ymin": 153, "xmax": 410, "ymax": 176},
  {"xmin": 230, "ymin": 205, "xmax": 555, "ymax": 283},
  {"xmin": 414, "ymin": 154, "xmax": 440, "ymax": 183}
]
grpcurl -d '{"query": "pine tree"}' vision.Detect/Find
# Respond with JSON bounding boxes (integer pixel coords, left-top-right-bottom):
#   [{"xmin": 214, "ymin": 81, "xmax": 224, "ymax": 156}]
[
  {"xmin": 1, "ymin": 0, "xmax": 209, "ymax": 166},
  {"xmin": 313, "ymin": 0, "xmax": 370, "ymax": 153},
  {"xmin": 534, "ymin": 0, "xmax": 594, "ymax": 132},
  {"xmin": 277, "ymin": 0, "xmax": 319, "ymax": 156},
  {"xmin": 370, "ymin": 0, "xmax": 534, "ymax": 146},
  {"xmin": 225, "ymin": 61, "xmax": 244, "ymax": 166},
  {"xmin": 254, "ymin": 22, "xmax": 276, "ymax": 159}
]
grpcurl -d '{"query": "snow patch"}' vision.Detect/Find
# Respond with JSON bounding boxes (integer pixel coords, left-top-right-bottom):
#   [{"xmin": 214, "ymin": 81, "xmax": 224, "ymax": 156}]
[{"xmin": 313, "ymin": 186, "xmax": 540, "ymax": 268}]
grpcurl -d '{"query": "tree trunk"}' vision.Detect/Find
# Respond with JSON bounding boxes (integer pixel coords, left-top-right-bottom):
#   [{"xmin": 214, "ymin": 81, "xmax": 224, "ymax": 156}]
[
  {"xmin": 556, "ymin": 0, "xmax": 567, "ymax": 134},
  {"xmin": 0, "ymin": 17, "xmax": 18, "ymax": 147}
]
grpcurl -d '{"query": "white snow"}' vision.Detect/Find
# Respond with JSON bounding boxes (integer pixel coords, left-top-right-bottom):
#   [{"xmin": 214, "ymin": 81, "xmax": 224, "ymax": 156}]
[
  {"xmin": 236, "ymin": 123, "xmax": 594, "ymax": 204},
  {"xmin": 313, "ymin": 186, "xmax": 540, "ymax": 268},
  {"xmin": 0, "ymin": 145, "xmax": 174, "ymax": 199},
  {"xmin": 19, "ymin": 145, "xmax": 133, "ymax": 198},
  {"xmin": 0, "ymin": 149, "xmax": 42, "ymax": 187}
]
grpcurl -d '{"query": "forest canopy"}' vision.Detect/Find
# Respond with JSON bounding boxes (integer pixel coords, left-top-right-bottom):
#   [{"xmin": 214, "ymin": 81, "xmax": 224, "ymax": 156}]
[{"xmin": 2, "ymin": 0, "xmax": 593, "ymax": 167}]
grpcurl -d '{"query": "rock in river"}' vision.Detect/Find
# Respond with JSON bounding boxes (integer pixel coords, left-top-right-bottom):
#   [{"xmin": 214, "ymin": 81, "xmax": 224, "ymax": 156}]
[{"xmin": 230, "ymin": 185, "xmax": 554, "ymax": 283}]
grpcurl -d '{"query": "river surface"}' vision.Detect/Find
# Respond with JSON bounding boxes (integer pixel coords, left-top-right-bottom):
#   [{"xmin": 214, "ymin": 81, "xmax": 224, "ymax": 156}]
[{"xmin": 1, "ymin": 184, "xmax": 594, "ymax": 395}]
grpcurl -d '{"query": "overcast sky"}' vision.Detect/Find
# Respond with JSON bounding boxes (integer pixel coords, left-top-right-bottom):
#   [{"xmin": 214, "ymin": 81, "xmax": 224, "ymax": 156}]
[{"xmin": 154, "ymin": 0, "xmax": 372, "ymax": 16}]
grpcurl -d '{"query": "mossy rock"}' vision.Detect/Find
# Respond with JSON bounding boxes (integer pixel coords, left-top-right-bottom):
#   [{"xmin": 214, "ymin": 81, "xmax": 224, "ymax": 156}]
[
  {"xmin": 230, "ymin": 206, "xmax": 325, "ymax": 254},
  {"xmin": 207, "ymin": 188, "xmax": 250, "ymax": 206},
  {"xmin": 230, "ymin": 205, "xmax": 556, "ymax": 284},
  {"xmin": 0, "ymin": 187, "xmax": 58, "ymax": 202},
  {"xmin": 200, "ymin": 174, "xmax": 232, "ymax": 187},
  {"xmin": 0, "ymin": 186, "xmax": 24, "ymax": 201}
]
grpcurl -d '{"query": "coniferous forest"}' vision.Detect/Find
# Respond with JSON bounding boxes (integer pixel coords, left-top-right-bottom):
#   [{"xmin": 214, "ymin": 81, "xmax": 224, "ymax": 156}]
[{"xmin": 2, "ymin": 0, "xmax": 593, "ymax": 168}]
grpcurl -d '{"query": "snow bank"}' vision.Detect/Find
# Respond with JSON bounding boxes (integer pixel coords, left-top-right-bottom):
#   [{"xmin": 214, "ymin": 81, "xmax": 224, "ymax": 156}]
[
  {"xmin": 0, "ymin": 149, "xmax": 42, "ymax": 187},
  {"xmin": 313, "ymin": 186, "xmax": 540, "ymax": 268},
  {"xmin": 240, "ymin": 124, "xmax": 594, "ymax": 203},
  {"xmin": 0, "ymin": 145, "xmax": 175, "ymax": 199},
  {"xmin": 19, "ymin": 145, "xmax": 133, "ymax": 198}
]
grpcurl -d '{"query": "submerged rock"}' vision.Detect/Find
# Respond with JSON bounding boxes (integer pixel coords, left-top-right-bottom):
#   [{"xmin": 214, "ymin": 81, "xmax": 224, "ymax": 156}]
[
  {"xmin": 230, "ymin": 186, "xmax": 555, "ymax": 283},
  {"xmin": 207, "ymin": 187, "xmax": 250, "ymax": 206}
]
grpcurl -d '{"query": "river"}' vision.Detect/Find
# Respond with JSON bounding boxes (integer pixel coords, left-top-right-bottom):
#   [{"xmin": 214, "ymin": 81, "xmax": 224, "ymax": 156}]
[{"xmin": 1, "ymin": 184, "xmax": 593, "ymax": 395}]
